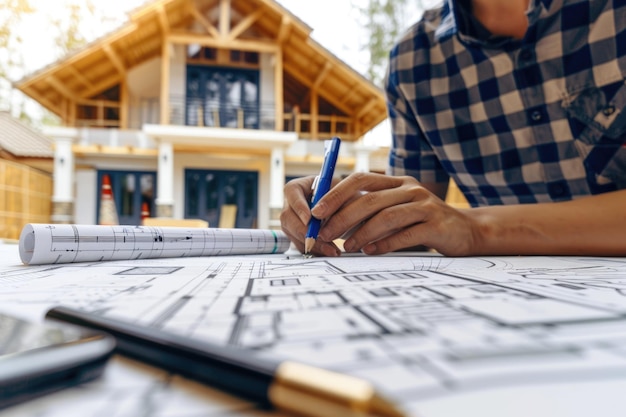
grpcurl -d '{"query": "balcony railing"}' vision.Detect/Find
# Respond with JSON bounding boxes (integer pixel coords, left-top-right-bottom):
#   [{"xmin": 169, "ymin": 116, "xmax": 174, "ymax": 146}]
[
  {"xmin": 75, "ymin": 99, "xmax": 121, "ymax": 128},
  {"xmin": 76, "ymin": 96, "xmax": 356, "ymax": 140}
]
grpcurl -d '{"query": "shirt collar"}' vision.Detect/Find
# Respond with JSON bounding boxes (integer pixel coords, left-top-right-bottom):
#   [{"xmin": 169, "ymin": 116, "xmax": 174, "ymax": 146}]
[{"xmin": 435, "ymin": 0, "xmax": 562, "ymax": 45}]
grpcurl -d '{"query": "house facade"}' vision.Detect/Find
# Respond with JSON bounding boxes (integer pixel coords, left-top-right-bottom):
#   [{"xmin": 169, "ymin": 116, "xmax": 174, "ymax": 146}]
[{"xmin": 16, "ymin": 0, "xmax": 389, "ymax": 229}]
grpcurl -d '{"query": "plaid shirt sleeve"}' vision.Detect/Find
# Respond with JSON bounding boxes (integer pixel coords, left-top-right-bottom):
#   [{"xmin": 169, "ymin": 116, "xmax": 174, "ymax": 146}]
[{"xmin": 385, "ymin": 42, "xmax": 450, "ymax": 185}]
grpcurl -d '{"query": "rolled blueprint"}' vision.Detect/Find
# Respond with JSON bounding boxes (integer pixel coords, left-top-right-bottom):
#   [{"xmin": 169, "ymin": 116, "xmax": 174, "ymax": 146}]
[{"xmin": 19, "ymin": 223, "xmax": 291, "ymax": 265}]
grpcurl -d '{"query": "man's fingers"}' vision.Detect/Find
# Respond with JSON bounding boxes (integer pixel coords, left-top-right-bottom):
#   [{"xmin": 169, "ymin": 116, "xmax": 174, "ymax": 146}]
[
  {"xmin": 312, "ymin": 173, "xmax": 397, "ymax": 216},
  {"xmin": 342, "ymin": 201, "xmax": 430, "ymax": 253},
  {"xmin": 283, "ymin": 176, "xmax": 316, "ymax": 225},
  {"xmin": 319, "ymin": 184, "xmax": 430, "ymax": 242}
]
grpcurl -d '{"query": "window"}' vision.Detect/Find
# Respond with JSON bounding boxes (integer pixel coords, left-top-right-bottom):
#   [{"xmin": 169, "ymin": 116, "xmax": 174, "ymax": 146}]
[
  {"xmin": 186, "ymin": 66, "xmax": 260, "ymax": 129},
  {"xmin": 185, "ymin": 169, "xmax": 258, "ymax": 228}
]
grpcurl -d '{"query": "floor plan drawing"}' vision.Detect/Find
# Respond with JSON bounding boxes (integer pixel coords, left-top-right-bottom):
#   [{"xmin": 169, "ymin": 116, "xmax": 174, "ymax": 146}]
[{"xmin": 1, "ymin": 244, "xmax": 626, "ymax": 417}]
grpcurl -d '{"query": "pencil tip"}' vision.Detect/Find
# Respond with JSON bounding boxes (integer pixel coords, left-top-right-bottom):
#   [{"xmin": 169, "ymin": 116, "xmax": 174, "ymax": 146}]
[{"xmin": 304, "ymin": 237, "xmax": 315, "ymax": 254}]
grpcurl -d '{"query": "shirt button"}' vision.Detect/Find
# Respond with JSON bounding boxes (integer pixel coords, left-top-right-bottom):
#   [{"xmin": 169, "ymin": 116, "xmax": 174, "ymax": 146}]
[
  {"xmin": 531, "ymin": 111, "xmax": 542, "ymax": 121},
  {"xmin": 519, "ymin": 49, "xmax": 532, "ymax": 61},
  {"xmin": 527, "ymin": 108, "xmax": 545, "ymax": 124},
  {"xmin": 602, "ymin": 105, "xmax": 616, "ymax": 116}
]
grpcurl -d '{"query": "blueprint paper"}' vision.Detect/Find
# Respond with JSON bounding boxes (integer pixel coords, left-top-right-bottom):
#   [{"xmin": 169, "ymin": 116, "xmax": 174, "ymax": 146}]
[
  {"xmin": 1, "ymin": 243, "xmax": 626, "ymax": 417},
  {"xmin": 18, "ymin": 223, "xmax": 290, "ymax": 265}
]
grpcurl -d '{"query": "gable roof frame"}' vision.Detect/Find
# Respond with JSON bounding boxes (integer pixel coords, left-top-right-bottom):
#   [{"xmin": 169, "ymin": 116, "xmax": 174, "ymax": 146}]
[{"xmin": 15, "ymin": 0, "xmax": 387, "ymax": 140}]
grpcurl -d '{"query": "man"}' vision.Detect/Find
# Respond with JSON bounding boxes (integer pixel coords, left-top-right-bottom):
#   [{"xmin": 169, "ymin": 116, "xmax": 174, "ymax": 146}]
[{"xmin": 280, "ymin": 0, "xmax": 626, "ymax": 257}]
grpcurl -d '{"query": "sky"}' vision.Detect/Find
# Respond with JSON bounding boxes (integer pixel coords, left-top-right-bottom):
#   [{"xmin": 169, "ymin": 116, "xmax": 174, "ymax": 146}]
[
  {"xmin": 17, "ymin": 0, "xmax": 433, "ymax": 145},
  {"xmin": 22, "ymin": 0, "xmax": 411, "ymax": 77}
]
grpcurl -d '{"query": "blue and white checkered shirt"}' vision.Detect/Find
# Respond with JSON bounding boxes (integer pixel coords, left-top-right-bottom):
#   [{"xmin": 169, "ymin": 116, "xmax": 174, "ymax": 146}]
[{"xmin": 385, "ymin": 0, "xmax": 626, "ymax": 206}]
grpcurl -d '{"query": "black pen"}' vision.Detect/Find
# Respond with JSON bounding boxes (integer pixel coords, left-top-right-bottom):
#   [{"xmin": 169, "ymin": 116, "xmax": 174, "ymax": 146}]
[{"xmin": 45, "ymin": 306, "xmax": 405, "ymax": 417}]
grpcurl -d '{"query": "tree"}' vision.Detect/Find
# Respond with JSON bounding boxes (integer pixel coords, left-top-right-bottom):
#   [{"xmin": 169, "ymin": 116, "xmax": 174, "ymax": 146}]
[
  {"xmin": 0, "ymin": 0, "xmax": 132, "ymax": 126},
  {"xmin": 353, "ymin": 0, "xmax": 421, "ymax": 86},
  {"xmin": 0, "ymin": 0, "xmax": 35, "ymax": 120},
  {"xmin": 51, "ymin": 0, "xmax": 99, "ymax": 57}
]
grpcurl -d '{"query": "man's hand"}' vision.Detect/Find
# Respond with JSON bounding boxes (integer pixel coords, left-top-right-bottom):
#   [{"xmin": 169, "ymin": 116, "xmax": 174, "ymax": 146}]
[
  {"xmin": 311, "ymin": 172, "xmax": 480, "ymax": 256},
  {"xmin": 281, "ymin": 172, "xmax": 480, "ymax": 256},
  {"xmin": 280, "ymin": 175, "xmax": 342, "ymax": 257}
]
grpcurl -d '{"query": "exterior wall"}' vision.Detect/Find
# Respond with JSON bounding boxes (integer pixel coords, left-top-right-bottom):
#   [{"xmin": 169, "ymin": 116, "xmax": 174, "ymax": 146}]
[
  {"xmin": 127, "ymin": 57, "xmax": 162, "ymax": 129},
  {"xmin": 124, "ymin": 45, "xmax": 191, "ymax": 127},
  {"xmin": 0, "ymin": 159, "xmax": 52, "ymax": 240},
  {"xmin": 124, "ymin": 45, "xmax": 193, "ymax": 127},
  {"xmin": 74, "ymin": 169, "xmax": 98, "ymax": 224},
  {"xmin": 169, "ymin": 44, "xmax": 187, "ymax": 123}
]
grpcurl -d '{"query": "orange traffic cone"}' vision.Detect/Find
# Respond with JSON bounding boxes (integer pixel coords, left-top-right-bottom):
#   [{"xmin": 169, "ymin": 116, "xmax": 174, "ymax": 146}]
[
  {"xmin": 141, "ymin": 202, "xmax": 150, "ymax": 223},
  {"xmin": 98, "ymin": 174, "xmax": 119, "ymax": 225}
]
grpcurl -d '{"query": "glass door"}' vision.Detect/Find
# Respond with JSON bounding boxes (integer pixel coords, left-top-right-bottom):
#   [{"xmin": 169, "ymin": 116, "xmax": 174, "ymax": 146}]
[{"xmin": 184, "ymin": 169, "xmax": 258, "ymax": 228}]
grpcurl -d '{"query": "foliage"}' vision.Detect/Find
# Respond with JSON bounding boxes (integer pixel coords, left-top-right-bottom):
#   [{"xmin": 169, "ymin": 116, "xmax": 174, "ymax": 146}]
[
  {"xmin": 51, "ymin": 0, "xmax": 97, "ymax": 57},
  {"xmin": 353, "ymin": 0, "xmax": 422, "ymax": 87},
  {"xmin": 0, "ymin": 0, "xmax": 120, "ymax": 126},
  {"xmin": 0, "ymin": 0, "xmax": 35, "ymax": 119}
]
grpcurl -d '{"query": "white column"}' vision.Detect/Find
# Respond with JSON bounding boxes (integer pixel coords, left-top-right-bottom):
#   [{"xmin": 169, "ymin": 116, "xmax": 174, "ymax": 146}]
[
  {"xmin": 156, "ymin": 141, "xmax": 175, "ymax": 217},
  {"xmin": 269, "ymin": 147, "xmax": 285, "ymax": 227},
  {"xmin": 53, "ymin": 138, "xmax": 74, "ymax": 203},
  {"xmin": 44, "ymin": 127, "xmax": 79, "ymax": 224}
]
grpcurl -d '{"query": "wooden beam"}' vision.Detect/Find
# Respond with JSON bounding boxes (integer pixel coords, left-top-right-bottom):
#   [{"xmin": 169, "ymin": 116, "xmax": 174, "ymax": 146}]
[
  {"xmin": 283, "ymin": 60, "xmax": 353, "ymax": 116},
  {"xmin": 219, "ymin": 0, "xmax": 230, "ymax": 37},
  {"xmin": 46, "ymin": 75, "xmax": 78, "ymax": 101},
  {"xmin": 61, "ymin": 97, "xmax": 68, "ymax": 123},
  {"xmin": 156, "ymin": 4, "xmax": 170, "ymax": 35},
  {"xmin": 311, "ymin": 92, "xmax": 318, "ymax": 140},
  {"xmin": 353, "ymin": 118, "xmax": 361, "ymax": 139},
  {"xmin": 169, "ymin": 32, "xmax": 279, "ymax": 53},
  {"xmin": 103, "ymin": 44, "xmax": 126, "ymax": 75},
  {"xmin": 75, "ymin": 98, "xmax": 120, "ymax": 107},
  {"xmin": 160, "ymin": 41, "xmax": 171, "ymax": 124},
  {"xmin": 69, "ymin": 97, "xmax": 76, "ymax": 126},
  {"xmin": 72, "ymin": 144, "xmax": 158, "ymax": 157},
  {"xmin": 312, "ymin": 61, "xmax": 332, "ymax": 90},
  {"xmin": 80, "ymin": 73, "xmax": 123, "ymax": 99},
  {"xmin": 66, "ymin": 65, "xmax": 94, "ymax": 90},
  {"xmin": 276, "ymin": 16, "xmax": 291, "ymax": 44},
  {"xmin": 227, "ymin": 9, "xmax": 263, "ymax": 41},
  {"xmin": 120, "ymin": 80, "xmax": 129, "ymax": 129},
  {"xmin": 188, "ymin": 2, "xmax": 219, "ymax": 38},
  {"xmin": 299, "ymin": 62, "xmax": 331, "ymax": 108},
  {"xmin": 356, "ymin": 97, "xmax": 379, "ymax": 119},
  {"xmin": 23, "ymin": 86, "xmax": 63, "ymax": 118},
  {"xmin": 274, "ymin": 50, "xmax": 283, "ymax": 131},
  {"xmin": 339, "ymin": 82, "xmax": 359, "ymax": 103}
]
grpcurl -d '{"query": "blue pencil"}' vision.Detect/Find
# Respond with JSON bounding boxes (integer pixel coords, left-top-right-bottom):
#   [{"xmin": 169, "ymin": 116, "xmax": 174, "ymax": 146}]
[{"xmin": 305, "ymin": 137, "xmax": 341, "ymax": 254}]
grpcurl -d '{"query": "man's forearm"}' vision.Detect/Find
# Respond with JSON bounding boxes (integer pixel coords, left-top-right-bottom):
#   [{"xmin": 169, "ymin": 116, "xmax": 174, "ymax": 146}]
[{"xmin": 468, "ymin": 189, "xmax": 626, "ymax": 256}]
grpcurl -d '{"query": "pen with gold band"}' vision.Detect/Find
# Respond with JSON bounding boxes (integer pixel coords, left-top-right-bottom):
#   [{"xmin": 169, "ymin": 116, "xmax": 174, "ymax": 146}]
[
  {"xmin": 305, "ymin": 136, "xmax": 341, "ymax": 255},
  {"xmin": 46, "ymin": 306, "xmax": 405, "ymax": 417}
]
